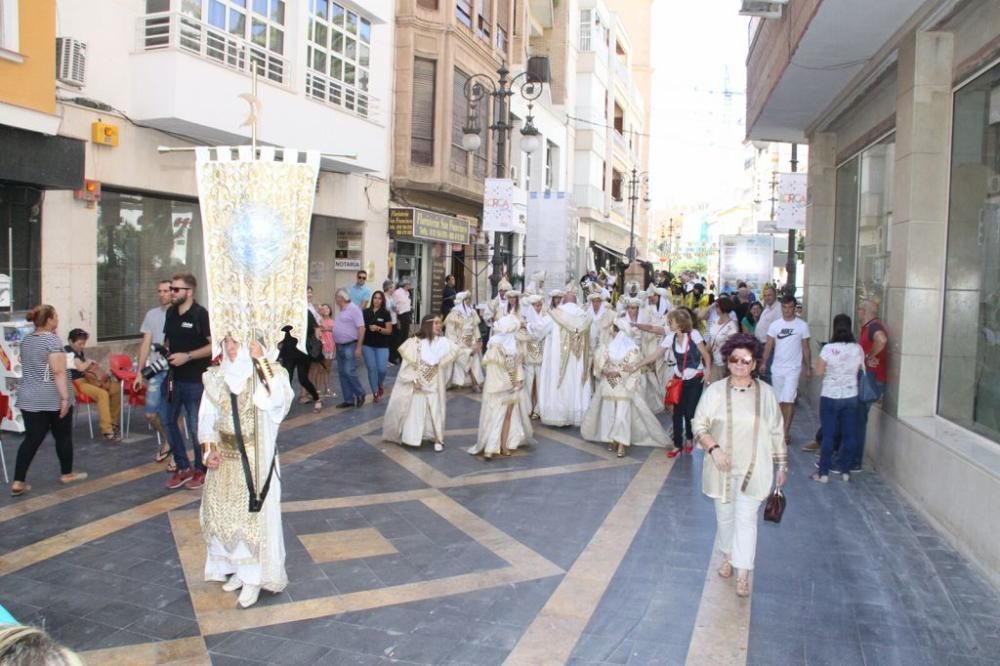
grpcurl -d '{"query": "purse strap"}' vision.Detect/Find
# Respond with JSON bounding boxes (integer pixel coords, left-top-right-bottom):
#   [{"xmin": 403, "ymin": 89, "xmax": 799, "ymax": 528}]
[
  {"xmin": 673, "ymin": 334, "xmax": 689, "ymax": 378},
  {"xmin": 723, "ymin": 377, "xmax": 761, "ymax": 502},
  {"xmin": 230, "ymin": 392, "xmax": 277, "ymax": 514}
]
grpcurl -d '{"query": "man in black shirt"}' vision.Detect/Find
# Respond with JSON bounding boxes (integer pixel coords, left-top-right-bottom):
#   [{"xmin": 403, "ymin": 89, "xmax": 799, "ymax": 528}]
[
  {"xmin": 441, "ymin": 274, "xmax": 457, "ymax": 318},
  {"xmin": 163, "ymin": 272, "xmax": 213, "ymax": 491}
]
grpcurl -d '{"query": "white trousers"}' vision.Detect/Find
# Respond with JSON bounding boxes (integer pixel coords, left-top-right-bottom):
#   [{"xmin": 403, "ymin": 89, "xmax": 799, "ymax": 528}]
[{"xmin": 713, "ymin": 476, "xmax": 763, "ymax": 571}]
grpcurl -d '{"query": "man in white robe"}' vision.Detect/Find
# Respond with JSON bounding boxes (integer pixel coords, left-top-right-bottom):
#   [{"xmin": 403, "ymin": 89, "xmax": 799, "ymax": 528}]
[
  {"xmin": 533, "ymin": 292, "xmax": 593, "ymax": 427},
  {"xmin": 520, "ymin": 295, "xmax": 547, "ymax": 418},
  {"xmin": 199, "ymin": 334, "xmax": 294, "ymax": 608}
]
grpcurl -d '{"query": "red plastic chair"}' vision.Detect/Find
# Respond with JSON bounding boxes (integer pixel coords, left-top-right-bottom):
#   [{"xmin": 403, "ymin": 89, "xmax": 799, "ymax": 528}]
[
  {"xmin": 108, "ymin": 354, "xmax": 136, "ymax": 438},
  {"xmin": 72, "ymin": 379, "xmax": 96, "ymax": 439}
]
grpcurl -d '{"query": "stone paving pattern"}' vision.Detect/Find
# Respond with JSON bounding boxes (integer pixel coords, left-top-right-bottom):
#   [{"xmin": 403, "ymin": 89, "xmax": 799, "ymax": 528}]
[{"xmin": 0, "ymin": 375, "xmax": 998, "ymax": 665}]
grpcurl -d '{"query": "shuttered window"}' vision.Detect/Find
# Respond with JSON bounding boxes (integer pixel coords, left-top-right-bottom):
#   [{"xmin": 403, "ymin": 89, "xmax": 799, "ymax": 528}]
[
  {"xmin": 451, "ymin": 69, "xmax": 470, "ymax": 175},
  {"xmin": 410, "ymin": 58, "xmax": 436, "ymax": 165},
  {"xmin": 496, "ymin": 0, "xmax": 509, "ymax": 52}
]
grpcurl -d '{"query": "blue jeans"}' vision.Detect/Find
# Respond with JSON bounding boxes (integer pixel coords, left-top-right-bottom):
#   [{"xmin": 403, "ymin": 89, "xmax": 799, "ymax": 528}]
[
  {"xmin": 144, "ymin": 370, "xmax": 166, "ymax": 416},
  {"xmin": 336, "ymin": 342, "xmax": 365, "ymax": 402},
  {"xmin": 361, "ymin": 345, "xmax": 389, "ymax": 395},
  {"xmin": 855, "ymin": 374, "xmax": 884, "ymax": 470},
  {"xmin": 166, "ymin": 379, "xmax": 206, "ymax": 473},
  {"xmin": 819, "ymin": 396, "xmax": 859, "ymax": 475}
]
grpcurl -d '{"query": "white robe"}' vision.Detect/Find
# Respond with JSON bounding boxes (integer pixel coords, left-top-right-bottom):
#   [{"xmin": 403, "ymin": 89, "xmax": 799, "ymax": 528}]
[
  {"xmin": 638, "ymin": 306, "xmax": 670, "ymax": 414},
  {"xmin": 444, "ymin": 305, "xmax": 484, "ymax": 387},
  {"xmin": 535, "ymin": 303, "xmax": 593, "ymax": 427},
  {"xmin": 198, "ymin": 361, "xmax": 293, "ymax": 591},
  {"xmin": 520, "ymin": 310, "xmax": 548, "ymax": 416},
  {"xmin": 468, "ymin": 345, "xmax": 534, "ymax": 456},
  {"xmin": 382, "ymin": 337, "xmax": 457, "ymax": 446},
  {"xmin": 581, "ymin": 345, "xmax": 669, "ymax": 448}
]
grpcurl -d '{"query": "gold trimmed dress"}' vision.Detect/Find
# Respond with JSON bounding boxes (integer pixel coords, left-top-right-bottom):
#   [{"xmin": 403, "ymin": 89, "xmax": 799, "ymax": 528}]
[
  {"xmin": 469, "ymin": 344, "xmax": 534, "ymax": 457},
  {"xmin": 382, "ymin": 337, "xmax": 458, "ymax": 447},
  {"xmin": 198, "ymin": 357, "xmax": 293, "ymax": 591},
  {"xmin": 581, "ymin": 345, "xmax": 669, "ymax": 449},
  {"xmin": 444, "ymin": 306, "xmax": 484, "ymax": 388}
]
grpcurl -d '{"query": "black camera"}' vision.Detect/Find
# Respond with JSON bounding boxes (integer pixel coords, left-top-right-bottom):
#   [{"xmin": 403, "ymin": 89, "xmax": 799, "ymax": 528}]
[{"xmin": 141, "ymin": 343, "xmax": 169, "ymax": 380}]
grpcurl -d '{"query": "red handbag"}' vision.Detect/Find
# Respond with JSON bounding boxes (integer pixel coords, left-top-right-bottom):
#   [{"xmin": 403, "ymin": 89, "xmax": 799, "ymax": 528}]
[{"xmin": 663, "ymin": 334, "xmax": 689, "ymax": 407}]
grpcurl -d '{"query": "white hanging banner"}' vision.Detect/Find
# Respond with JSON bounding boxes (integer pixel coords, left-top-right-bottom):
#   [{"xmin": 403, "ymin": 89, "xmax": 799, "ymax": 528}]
[
  {"xmin": 483, "ymin": 178, "xmax": 519, "ymax": 233},
  {"xmin": 774, "ymin": 172, "xmax": 808, "ymax": 231}
]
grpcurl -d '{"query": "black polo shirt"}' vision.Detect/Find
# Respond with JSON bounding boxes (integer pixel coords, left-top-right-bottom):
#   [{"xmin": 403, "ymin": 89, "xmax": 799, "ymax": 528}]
[{"xmin": 163, "ymin": 301, "xmax": 211, "ymax": 383}]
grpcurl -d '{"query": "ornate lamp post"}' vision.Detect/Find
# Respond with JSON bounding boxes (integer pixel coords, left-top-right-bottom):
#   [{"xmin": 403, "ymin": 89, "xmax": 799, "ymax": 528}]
[
  {"xmin": 626, "ymin": 167, "xmax": 650, "ymax": 263},
  {"xmin": 462, "ymin": 64, "xmax": 544, "ymax": 296}
]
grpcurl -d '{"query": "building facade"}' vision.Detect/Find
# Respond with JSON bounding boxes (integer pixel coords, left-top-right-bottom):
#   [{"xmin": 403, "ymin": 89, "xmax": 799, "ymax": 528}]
[
  {"xmin": 1, "ymin": 0, "xmax": 392, "ymax": 349},
  {"xmin": 746, "ymin": 0, "xmax": 1000, "ymax": 581},
  {"xmin": 573, "ymin": 0, "xmax": 650, "ymax": 277}
]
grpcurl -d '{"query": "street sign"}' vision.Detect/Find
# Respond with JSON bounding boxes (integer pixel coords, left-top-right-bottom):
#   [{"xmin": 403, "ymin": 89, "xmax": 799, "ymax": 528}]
[{"xmin": 388, "ymin": 207, "xmax": 471, "ymax": 244}]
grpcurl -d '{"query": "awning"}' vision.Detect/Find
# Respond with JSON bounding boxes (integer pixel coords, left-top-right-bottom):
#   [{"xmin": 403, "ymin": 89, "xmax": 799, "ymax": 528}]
[
  {"xmin": 0, "ymin": 125, "xmax": 85, "ymax": 189},
  {"xmin": 589, "ymin": 241, "xmax": 628, "ymax": 262}
]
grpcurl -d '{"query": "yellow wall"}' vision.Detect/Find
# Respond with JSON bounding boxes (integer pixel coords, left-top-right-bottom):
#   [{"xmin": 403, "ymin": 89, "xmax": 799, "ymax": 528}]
[{"xmin": 0, "ymin": 0, "xmax": 56, "ymax": 114}]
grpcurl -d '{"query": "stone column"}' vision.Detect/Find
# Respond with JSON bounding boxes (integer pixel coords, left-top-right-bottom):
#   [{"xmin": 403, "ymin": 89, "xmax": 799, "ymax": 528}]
[
  {"xmin": 803, "ymin": 132, "xmax": 837, "ymax": 406},
  {"xmin": 887, "ymin": 30, "xmax": 954, "ymax": 417}
]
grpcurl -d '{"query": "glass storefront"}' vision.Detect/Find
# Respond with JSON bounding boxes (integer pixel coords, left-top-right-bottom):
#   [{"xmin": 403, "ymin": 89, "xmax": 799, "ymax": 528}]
[
  {"xmin": 0, "ymin": 184, "xmax": 42, "ymax": 316},
  {"xmin": 97, "ymin": 190, "xmax": 205, "ymax": 340},
  {"xmin": 832, "ymin": 156, "xmax": 859, "ymax": 320},
  {"xmin": 939, "ymin": 63, "xmax": 1000, "ymax": 443}
]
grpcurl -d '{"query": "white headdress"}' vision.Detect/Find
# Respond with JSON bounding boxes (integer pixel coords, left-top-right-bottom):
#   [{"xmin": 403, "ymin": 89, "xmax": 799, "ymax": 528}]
[
  {"xmin": 488, "ymin": 314, "xmax": 520, "ymax": 355},
  {"xmin": 608, "ymin": 317, "xmax": 638, "ymax": 361}
]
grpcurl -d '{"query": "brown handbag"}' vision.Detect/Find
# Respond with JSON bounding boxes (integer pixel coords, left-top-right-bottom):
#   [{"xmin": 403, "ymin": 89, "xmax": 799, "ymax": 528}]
[{"xmin": 763, "ymin": 488, "xmax": 786, "ymax": 523}]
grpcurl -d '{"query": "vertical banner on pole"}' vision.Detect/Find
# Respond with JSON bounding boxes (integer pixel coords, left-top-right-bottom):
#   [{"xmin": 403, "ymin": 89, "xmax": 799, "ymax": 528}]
[{"xmin": 195, "ymin": 147, "xmax": 321, "ymax": 355}]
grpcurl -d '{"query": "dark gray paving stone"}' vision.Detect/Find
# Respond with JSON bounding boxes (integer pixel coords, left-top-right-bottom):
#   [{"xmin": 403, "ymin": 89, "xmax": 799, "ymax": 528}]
[
  {"xmin": 264, "ymin": 640, "xmax": 333, "ymax": 665},
  {"xmin": 212, "ymin": 631, "xmax": 288, "ymax": 661},
  {"xmin": 440, "ymin": 640, "xmax": 509, "ymax": 665},
  {"xmin": 123, "ymin": 609, "xmax": 199, "ymax": 640},
  {"xmin": 623, "ymin": 638, "xmax": 687, "ymax": 666}
]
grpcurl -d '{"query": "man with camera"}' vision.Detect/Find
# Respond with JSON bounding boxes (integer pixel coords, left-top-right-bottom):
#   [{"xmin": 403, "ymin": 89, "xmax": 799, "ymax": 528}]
[
  {"xmin": 133, "ymin": 279, "xmax": 173, "ymax": 465},
  {"xmin": 162, "ymin": 273, "xmax": 212, "ymax": 491}
]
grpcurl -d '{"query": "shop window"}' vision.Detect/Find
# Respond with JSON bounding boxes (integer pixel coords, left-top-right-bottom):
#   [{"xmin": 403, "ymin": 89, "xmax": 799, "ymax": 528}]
[
  {"xmin": 0, "ymin": 184, "xmax": 42, "ymax": 315},
  {"xmin": 939, "ymin": 65, "xmax": 1000, "ymax": 443},
  {"xmin": 831, "ymin": 156, "xmax": 859, "ymax": 320},
  {"xmin": 856, "ymin": 136, "xmax": 894, "ymax": 309},
  {"xmin": 97, "ymin": 190, "xmax": 205, "ymax": 340}
]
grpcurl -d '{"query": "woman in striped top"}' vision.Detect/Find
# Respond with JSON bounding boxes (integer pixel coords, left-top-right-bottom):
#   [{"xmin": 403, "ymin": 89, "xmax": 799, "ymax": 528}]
[{"xmin": 9, "ymin": 305, "xmax": 87, "ymax": 497}]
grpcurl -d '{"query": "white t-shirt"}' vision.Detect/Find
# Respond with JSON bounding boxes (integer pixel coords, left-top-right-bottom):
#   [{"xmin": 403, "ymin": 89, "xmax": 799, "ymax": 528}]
[
  {"xmin": 767, "ymin": 317, "xmax": 810, "ymax": 372},
  {"xmin": 661, "ymin": 330, "xmax": 705, "ymax": 379},
  {"xmin": 819, "ymin": 342, "xmax": 865, "ymax": 399}
]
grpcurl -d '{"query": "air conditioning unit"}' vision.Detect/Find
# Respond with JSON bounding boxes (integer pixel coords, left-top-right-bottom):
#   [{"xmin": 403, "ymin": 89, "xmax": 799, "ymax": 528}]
[
  {"xmin": 56, "ymin": 38, "xmax": 87, "ymax": 88},
  {"xmin": 739, "ymin": 1, "xmax": 788, "ymax": 19}
]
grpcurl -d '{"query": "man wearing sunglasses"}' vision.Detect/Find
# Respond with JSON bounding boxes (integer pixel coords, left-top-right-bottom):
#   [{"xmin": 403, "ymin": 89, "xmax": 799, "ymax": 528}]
[
  {"xmin": 348, "ymin": 271, "xmax": 372, "ymax": 309},
  {"xmin": 163, "ymin": 273, "xmax": 213, "ymax": 490}
]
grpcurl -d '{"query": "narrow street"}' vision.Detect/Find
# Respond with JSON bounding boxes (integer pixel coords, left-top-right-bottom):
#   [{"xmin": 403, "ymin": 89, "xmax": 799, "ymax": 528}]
[{"xmin": 1, "ymin": 385, "xmax": 997, "ymax": 665}]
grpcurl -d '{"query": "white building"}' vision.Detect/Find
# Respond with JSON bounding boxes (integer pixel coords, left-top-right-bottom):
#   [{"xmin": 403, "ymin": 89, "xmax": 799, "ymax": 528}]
[
  {"xmin": 44, "ymin": 0, "xmax": 392, "ymax": 343},
  {"xmin": 573, "ymin": 0, "xmax": 649, "ymax": 277}
]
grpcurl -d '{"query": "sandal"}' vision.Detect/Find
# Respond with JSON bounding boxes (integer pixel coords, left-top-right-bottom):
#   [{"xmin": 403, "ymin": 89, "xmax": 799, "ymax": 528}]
[
  {"xmin": 60, "ymin": 472, "xmax": 89, "ymax": 485},
  {"xmin": 616, "ymin": 443, "xmax": 626, "ymax": 459},
  {"xmin": 10, "ymin": 483, "xmax": 30, "ymax": 497},
  {"xmin": 313, "ymin": 401, "xmax": 323, "ymax": 413},
  {"xmin": 155, "ymin": 442, "xmax": 171, "ymax": 463},
  {"xmin": 718, "ymin": 556, "xmax": 733, "ymax": 579},
  {"xmin": 102, "ymin": 432, "xmax": 118, "ymax": 441},
  {"xmin": 166, "ymin": 460, "xmax": 177, "ymax": 473},
  {"xmin": 736, "ymin": 573, "xmax": 751, "ymax": 598}
]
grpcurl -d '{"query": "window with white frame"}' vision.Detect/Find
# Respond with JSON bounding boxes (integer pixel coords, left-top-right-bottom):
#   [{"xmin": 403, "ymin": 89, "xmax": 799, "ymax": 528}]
[
  {"xmin": 306, "ymin": 0, "xmax": 374, "ymax": 118},
  {"xmin": 578, "ymin": 10, "xmax": 591, "ymax": 52},
  {"xmin": 1, "ymin": 0, "xmax": 21, "ymax": 55}
]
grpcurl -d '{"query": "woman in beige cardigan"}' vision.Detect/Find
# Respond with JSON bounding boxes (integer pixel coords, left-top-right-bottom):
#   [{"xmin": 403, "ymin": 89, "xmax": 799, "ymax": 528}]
[{"xmin": 692, "ymin": 333, "xmax": 788, "ymax": 598}]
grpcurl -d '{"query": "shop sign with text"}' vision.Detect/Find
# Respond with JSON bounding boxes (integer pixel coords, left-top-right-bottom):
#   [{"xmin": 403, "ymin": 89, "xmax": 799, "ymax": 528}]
[{"xmin": 389, "ymin": 208, "xmax": 470, "ymax": 244}]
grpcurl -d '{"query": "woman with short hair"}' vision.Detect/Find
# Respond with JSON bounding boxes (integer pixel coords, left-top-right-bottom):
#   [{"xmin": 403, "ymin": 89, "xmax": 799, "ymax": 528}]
[
  {"xmin": 708, "ymin": 296, "xmax": 740, "ymax": 382},
  {"xmin": 692, "ymin": 334, "xmax": 787, "ymax": 598}
]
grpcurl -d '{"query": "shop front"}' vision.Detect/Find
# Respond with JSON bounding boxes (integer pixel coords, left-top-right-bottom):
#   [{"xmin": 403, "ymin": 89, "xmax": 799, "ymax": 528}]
[{"xmin": 388, "ymin": 207, "xmax": 472, "ymax": 319}]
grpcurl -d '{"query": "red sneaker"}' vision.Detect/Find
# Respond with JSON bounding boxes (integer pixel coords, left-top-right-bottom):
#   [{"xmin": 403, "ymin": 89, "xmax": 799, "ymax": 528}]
[
  {"xmin": 666, "ymin": 448, "xmax": 681, "ymax": 459},
  {"xmin": 185, "ymin": 470, "xmax": 206, "ymax": 490},
  {"xmin": 166, "ymin": 469, "xmax": 193, "ymax": 489}
]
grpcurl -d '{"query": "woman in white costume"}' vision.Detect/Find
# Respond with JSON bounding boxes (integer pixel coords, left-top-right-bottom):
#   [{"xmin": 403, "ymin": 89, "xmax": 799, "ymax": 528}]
[
  {"xmin": 582, "ymin": 318, "xmax": 670, "ymax": 458},
  {"xmin": 635, "ymin": 287, "xmax": 673, "ymax": 414},
  {"xmin": 586, "ymin": 293, "xmax": 615, "ymax": 366},
  {"xmin": 469, "ymin": 315, "xmax": 534, "ymax": 459},
  {"xmin": 520, "ymin": 294, "xmax": 548, "ymax": 418},
  {"xmin": 382, "ymin": 315, "xmax": 458, "ymax": 452},
  {"xmin": 444, "ymin": 291, "xmax": 484, "ymax": 390},
  {"xmin": 199, "ymin": 334, "xmax": 294, "ymax": 608},
  {"xmin": 546, "ymin": 289, "xmax": 564, "ymax": 313}
]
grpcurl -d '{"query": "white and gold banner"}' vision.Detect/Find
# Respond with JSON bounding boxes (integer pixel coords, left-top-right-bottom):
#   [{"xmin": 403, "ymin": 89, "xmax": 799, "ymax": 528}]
[{"xmin": 195, "ymin": 146, "xmax": 320, "ymax": 355}]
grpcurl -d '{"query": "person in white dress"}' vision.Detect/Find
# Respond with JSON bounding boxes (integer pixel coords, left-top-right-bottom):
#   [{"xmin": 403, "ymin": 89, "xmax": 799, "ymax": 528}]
[
  {"xmin": 616, "ymin": 281, "xmax": 642, "ymax": 313},
  {"xmin": 520, "ymin": 294, "xmax": 548, "ymax": 419},
  {"xmin": 199, "ymin": 334, "xmax": 294, "ymax": 608},
  {"xmin": 635, "ymin": 287, "xmax": 673, "ymax": 414},
  {"xmin": 469, "ymin": 315, "xmax": 534, "ymax": 459},
  {"xmin": 444, "ymin": 291, "xmax": 484, "ymax": 390},
  {"xmin": 382, "ymin": 315, "xmax": 458, "ymax": 452},
  {"xmin": 581, "ymin": 318, "xmax": 670, "ymax": 458},
  {"xmin": 534, "ymin": 291, "xmax": 593, "ymax": 426},
  {"xmin": 707, "ymin": 297, "xmax": 740, "ymax": 382},
  {"xmin": 546, "ymin": 289, "xmax": 564, "ymax": 313},
  {"xmin": 587, "ymin": 293, "xmax": 615, "ymax": 369},
  {"xmin": 487, "ymin": 278, "xmax": 513, "ymax": 324}
]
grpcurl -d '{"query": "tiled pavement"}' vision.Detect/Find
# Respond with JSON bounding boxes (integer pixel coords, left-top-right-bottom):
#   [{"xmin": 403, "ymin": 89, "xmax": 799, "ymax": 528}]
[{"xmin": 0, "ymin": 374, "xmax": 999, "ymax": 665}]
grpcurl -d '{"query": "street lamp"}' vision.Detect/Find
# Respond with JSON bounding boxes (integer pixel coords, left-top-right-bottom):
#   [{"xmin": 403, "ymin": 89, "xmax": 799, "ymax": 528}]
[
  {"xmin": 462, "ymin": 63, "xmax": 545, "ymax": 296},
  {"xmin": 626, "ymin": 167, "xmax": 650, "ymax": 263}
]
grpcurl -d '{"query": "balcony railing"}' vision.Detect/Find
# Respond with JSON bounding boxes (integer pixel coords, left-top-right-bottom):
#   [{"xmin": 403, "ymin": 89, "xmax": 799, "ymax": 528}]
[
  {"xmin": 137, "ymin": 12, "xmax": 291, "ymax": 86},
  {"xmin": 305, "ymin": 70, "xmax": 381, "ymax": 123}
]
